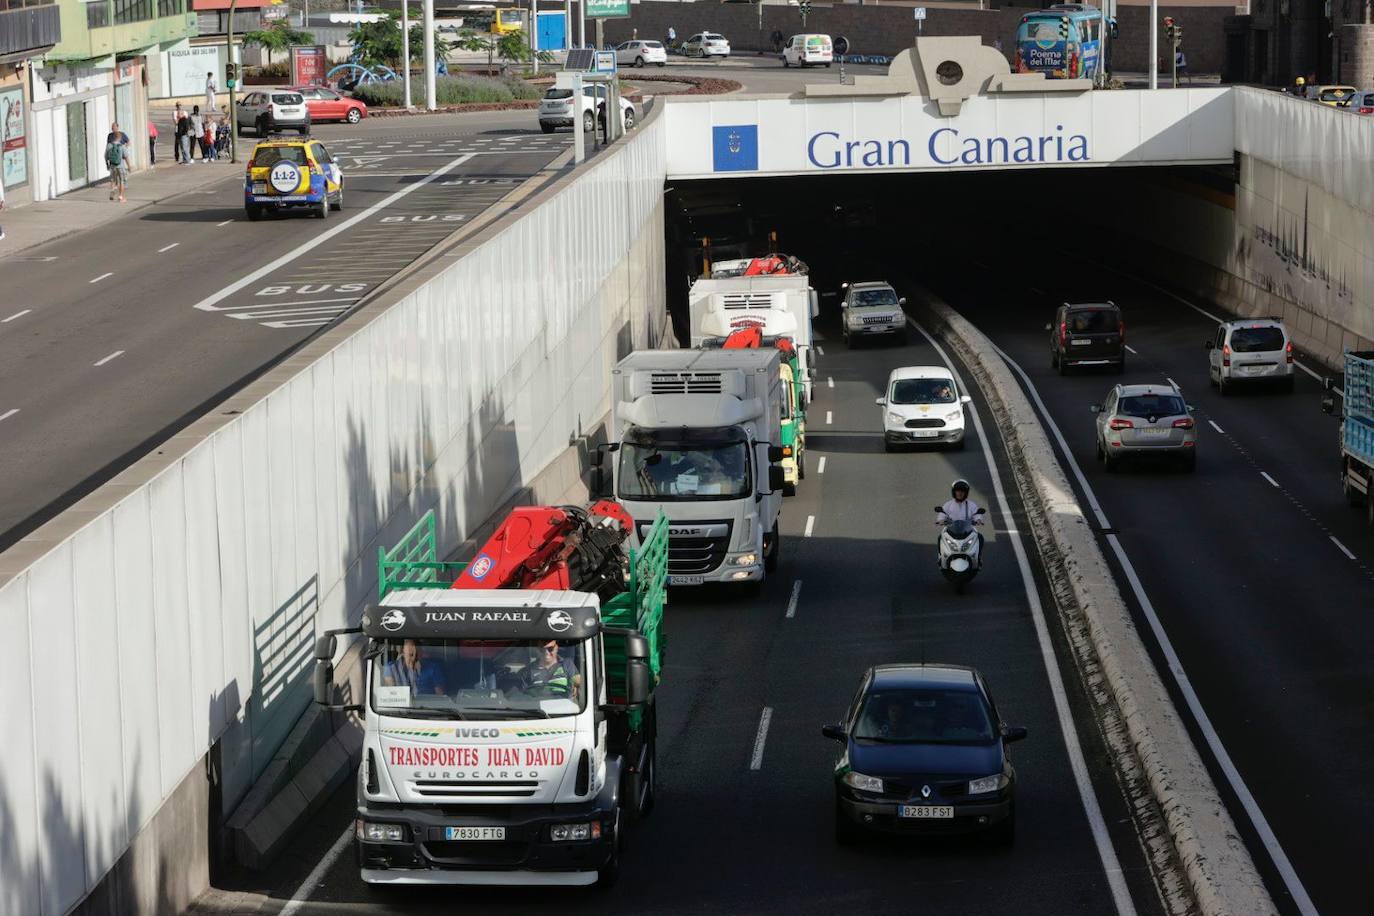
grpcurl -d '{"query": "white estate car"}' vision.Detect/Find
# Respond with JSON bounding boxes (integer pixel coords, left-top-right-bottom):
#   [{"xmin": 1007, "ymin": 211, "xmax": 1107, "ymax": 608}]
[
  {"xmin": 616, "ymin": 39, "xmax": 668, "ymax": 67},
  {"xmin": 876, "ymin": 366, "xmax": 971, "ymax": 451},
  {"xmin": 538, "ymin": 85, "xmax": 637, "ymax": 133},
  {"xmin": 682, "ymin": 32, "xmax": 731, "ymax": 58}
]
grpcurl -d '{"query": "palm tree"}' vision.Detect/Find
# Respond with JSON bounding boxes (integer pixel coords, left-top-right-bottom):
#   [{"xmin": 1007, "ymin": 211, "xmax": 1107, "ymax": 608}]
[{"xmin": 244, "ymin": 21, "xmax": 316, "ymax": 68}]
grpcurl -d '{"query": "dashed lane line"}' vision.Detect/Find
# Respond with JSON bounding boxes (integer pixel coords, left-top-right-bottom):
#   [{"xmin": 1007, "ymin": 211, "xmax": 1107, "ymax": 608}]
[
  {"xmin": 1208, "ymin": 419, "xmax": 1225, "ymax": 434},
  {"xmin": 817, "ymin": 456, "xmax": 827, "ymax": 474},
  {"xmin": 158, "ymin": 243, "xmax": 179, "ymax": 253},
  {"xmin": 89, "ymin": 272, "xmax": 112, "ymax": 284},
  {"xmin": 1331, "ymin": 536, "xmax": 1358, "ymax": 561},
  {"xmin": 0, "ymin": 408, "xmax": 18, "ymax": 422},
  {"xmin": 1260, "ymin": 471, "xmax": 1280, "ymax": 488},
  {"xmin": 825, "ymin": 410, "xmax": 832, "ymax": 424},
  {"xmin": 216, "ymin": 219, "xmax": 234, "ymax": 227},
  {"xmin": 1125, "ymin": 344, "xmax": 1138, "ymax": 354},
  {"xmin": 804, "ymin": 515, "xmax": 815, "ymax": 537},
  {"xmin": 749, "ymin": 707, "xmax": 773, "ymax": 771},
  {"xmin": 785, "ymin": 580, "xmax": 802, "ymax": 619},
  {"xmin": 2, "ymin": 309, "xmax": 31, "ymax": 322},
  {"xmin": 93, "ymin": 350, "xmax": 125, "ymax": 367},
  {"xmin": 827, "ymin": 376, "xmax": 834, "ymax": 388}
]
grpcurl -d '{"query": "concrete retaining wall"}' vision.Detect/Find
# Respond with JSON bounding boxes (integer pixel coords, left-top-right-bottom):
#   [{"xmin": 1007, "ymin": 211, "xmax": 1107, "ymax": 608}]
[
  {"xmin": 916, "ymin": 291, "xmax": 1275, "ymax": 915},
  {"xmin": 0, "ymin": 112, "xmax": 669, "ymax": 916}
]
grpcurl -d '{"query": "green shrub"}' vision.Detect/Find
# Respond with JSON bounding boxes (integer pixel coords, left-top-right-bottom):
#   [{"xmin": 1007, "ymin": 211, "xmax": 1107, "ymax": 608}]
[{"xmin": 350, "ymin": 74, "xmax": 542, "ymax": 107}]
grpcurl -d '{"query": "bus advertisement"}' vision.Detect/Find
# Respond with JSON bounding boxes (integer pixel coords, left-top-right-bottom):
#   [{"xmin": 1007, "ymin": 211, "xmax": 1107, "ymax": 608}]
[{"xmin": 1014, "ymin": 4, "xmax": 1113, "ymax": 81}]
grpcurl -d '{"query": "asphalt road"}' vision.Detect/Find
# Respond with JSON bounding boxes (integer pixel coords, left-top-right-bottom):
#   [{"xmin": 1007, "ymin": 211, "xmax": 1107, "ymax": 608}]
[
  {"xmin": 192, "ymin": 316, "xmax": 1167, "ymax": 915},
  {"xmin": 0, "ymin": 112, "xmax": 572, "ymax": 548},
  {"xmin": 921, "ymin": 247, "xmax": 1374, "ymax": 916}
]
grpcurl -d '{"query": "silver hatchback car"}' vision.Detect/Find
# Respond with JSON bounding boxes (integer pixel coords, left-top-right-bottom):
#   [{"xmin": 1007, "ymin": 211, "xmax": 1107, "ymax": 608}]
[{"xmin": 1091, "ymin": 384, "xmax": 1197, "ymax": 472}]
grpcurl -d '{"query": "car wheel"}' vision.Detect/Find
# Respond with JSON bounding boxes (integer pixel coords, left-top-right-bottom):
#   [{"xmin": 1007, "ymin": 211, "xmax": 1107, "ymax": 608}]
[
  {"xmin": 950, "ymin": 435, "xmax": 966, "ymax": 451},
  {"xmin": 1218, "ymin": 375, "xmax": 1230, "ymax": 396},
  {"xmin": 298, "ymin": 123, "xmax": 309, "ymax": 135},
  {"xmin": 624, "ymin": 110, "xmax": 635, "ymax": 130},
  {"xmin": 783, "ymin": 479, "xmax": 797, "ymax": 497},
  {"xmin": 330, "ymin": 184, "xmax": 344, "ymax": 211},
  {"xmin": 634, "ymin": 56, "xmax": 645, "ymax": 68},
  {"xmin": 257, "ymin": 116, "xmax": 270, "ymax": 136},
  {"xmin": 346, "ymin": 107, "xmax": 363, "ymax": 124},
  {"xmin": 884, "ymin": 440, "xmax": 896, "ymax": 453},
  {"xmin": 798, "ymin": 450, "xmax": 806, "ymax": 480},
  {"xmin": 245, "ymin": 204, "xmax": 262, "ymax": 222},
  {"xmin": 835, "ymin": 797, "xmax": 862, "ymax": 846},
  {"xmin": 540, "ymin": 122, "xmax": 555, "ymax": 133},
  {"xmin": 658, "ymin": 61, "xmax": 666, "ymax": 67},
  {"xmin": 316, "ymin": 195, "xmax": 329, "ymax": 219},
  {"xmin": 1103, "ymin": 448, "xmax": 1118, "ymax": 472},
  {"xmin": 826, "ymin": 62, "xmax": 832, "ymax": 68},
  {"xmin": 764, "ymin": 523, "xmax": 780, "ymax": 574},
  {"xmin": 1345, "ymin": 472, "xmax": 1364, "ymax": 507},
  {"xmin": 583, "ymin": 110, "xmax": 595, "ymax": 132},
  {"xmin": 989, "ymin": 807, "xmax": 1015, "ymax": 847}
]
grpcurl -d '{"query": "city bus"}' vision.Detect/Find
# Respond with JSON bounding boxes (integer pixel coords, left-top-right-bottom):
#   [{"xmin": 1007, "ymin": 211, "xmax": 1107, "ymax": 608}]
[
  {"xmin": 1014, "ymin": 4, "xmax": 1114, "ymax": 81},
  {"xmin": 490, "ymin": 8, "xmax": 523, "ymax": 34}
]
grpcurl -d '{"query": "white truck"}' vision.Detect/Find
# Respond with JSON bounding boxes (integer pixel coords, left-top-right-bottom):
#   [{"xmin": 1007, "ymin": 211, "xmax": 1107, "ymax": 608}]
[
  {"xmin": 600, "ymin": 347, "xmax": 787, "ymax": 589},
  {"xmin": 687, "ymin": 259, "xmax": 820, "ymax": 404}
]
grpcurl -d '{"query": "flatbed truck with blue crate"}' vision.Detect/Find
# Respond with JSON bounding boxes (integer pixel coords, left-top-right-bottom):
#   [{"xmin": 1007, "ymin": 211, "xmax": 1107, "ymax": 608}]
[
  {"xmin": 311, "ymin": 501, "xmax": 668, "ymax": 888},
  {"xmin": 1331, "ymin": 351, "xmax": 1374, "ymax": 527}
]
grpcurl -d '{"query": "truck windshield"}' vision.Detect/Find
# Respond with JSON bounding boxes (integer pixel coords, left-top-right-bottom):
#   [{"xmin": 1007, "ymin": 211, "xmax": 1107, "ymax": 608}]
[
  {"xmin": 618, "ymin": 439, "xmax": 752, "ymax": 501},
  {"xmin": 370, "ymin": 637, "xmax": 588, "ymax": 719}
]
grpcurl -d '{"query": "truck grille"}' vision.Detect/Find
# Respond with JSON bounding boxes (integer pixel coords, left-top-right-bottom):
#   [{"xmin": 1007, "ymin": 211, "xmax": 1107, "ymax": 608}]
[
  {"xmin": 668, "ymin": 537, "xmax": 730, "ymax": 574},
  {"xmin": 904, "ymin": 418, "xmax": 945, "ymax": 429},
  {"xmin": 649, "ymin": 372, "xmax": 723, "ymax": 394},
  {"xmin": 721, "ymin": 293, "xmax": 773, "ymax": 309},
  {"xmin": 411, "ymin": 779, "xmax": 539, "ymax": 799}
]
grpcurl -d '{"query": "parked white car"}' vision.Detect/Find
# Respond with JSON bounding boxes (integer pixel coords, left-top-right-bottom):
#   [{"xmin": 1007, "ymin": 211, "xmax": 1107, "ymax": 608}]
[
  {"xmin": 682, "ymin": 32, "xmax": 731, "ymax": 58},
  {"xmin": 538, "ymin": 84, "xmax": 637, "ymax": 134},
  {"xmin": 783, "ymin": 33, "xmax": 833, "ymax": 68},
  {"xmin": 876, "ymin": 366, "xmax": 971, "ymax": 450},
  {"xmin": 616, "ymin": 39, "xmax": 668, "ymax": 67}
]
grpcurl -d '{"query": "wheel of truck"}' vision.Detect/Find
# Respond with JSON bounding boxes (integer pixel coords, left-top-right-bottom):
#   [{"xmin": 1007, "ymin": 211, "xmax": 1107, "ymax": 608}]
[
  {"xmin": 596, "ymin": 808, "xmax": 622, "ymax": 888},
  {"xmin": 798, "ymin": 450, "xmax": 806, "ymax": 480},
  {"xmin": 765, "ymin": 523, "xmax": 780, "ymax": 573},
  {"xmin": 783, "ymin": 478, "xmax": 797, "ymax": 497}
]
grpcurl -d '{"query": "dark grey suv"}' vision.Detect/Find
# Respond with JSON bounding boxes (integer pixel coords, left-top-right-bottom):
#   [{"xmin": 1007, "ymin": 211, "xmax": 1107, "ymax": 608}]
[{"xmin": 1049, "ymin": 302, "xmax": 1125, "ymax": 374}]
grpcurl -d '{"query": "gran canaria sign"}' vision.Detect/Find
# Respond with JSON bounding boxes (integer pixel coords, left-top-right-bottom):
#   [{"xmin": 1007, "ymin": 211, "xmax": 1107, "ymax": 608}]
[{"xmin": 805, "ymin": 124, "xmax": 1091, "ymax": 170}]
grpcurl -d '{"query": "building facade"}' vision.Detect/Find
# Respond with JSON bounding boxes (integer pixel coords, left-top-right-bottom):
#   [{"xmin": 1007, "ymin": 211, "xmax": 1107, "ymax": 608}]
[{"xmin": 1, "ymin": 0, "xmax": 62, "ymax": 206}]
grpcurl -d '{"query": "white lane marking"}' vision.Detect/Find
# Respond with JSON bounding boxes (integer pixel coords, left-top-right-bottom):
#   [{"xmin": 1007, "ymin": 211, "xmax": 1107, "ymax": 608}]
[
  {"xmin": 825, "ymin": 410, "xmax": 832, "ymax": 425},
  {"xmin": 2, "ymin": 309, "xmax": 31, "ymax": 322},
  {"xmin": 278, "ymin": 825, "xmax": 353, "ymax": 916},
  {"xmin": 89, "ymin": 272, "xmax": 112, "ymax": 284},
  {"xmin": 1260, "ymin": 471, "xmax": 1280, "ymax": 488},
  {"xmin": 158, "ymin": 243, "xmax": 179, "ymax": 253},
  {"xmin": 1166, "ymin": 377, "xmax": 1180, "ymax": 390},
  {"xmin": 804, "ymin": 515, "xmax": 815, "ymax": 537},
  {"xmin": 785, "ymin": 579, "xmax": 802, "ymax": 618},
  {"xmin": 1124, "ymin": 344, "xmax": 1138, "ymax": 354},
  {"xmin": 93, "ymin": 350, "xmax": 125, "ymax": 367},
  {"xmin": 216, "ymin": 219, "xmax": 234, "ymax": 227},
  {"xmin": 193, "ymin": 153, "xmax": 475, "ymax": 314},
  {"xmin": 749, "ymin": 707, "xmax": 773, "ymax": 771},
  {"xmin": 990, "ymin": 320, "xmax": 1316, "ymax": 915},
  {"xmin": 1208, "ymin": 419, "xmax": 1225, "ymax": 435},
  {"xmin": 1331, "ymin": 536, "xmax": 1357, "ymax": 561},
  {"xmin": 1105, "ymin": 535, "xmax": 1317, "ymax": 915},
  {"xmin": 0, "ymin": 408, "xmax": 18, "ymax": 422},
  {"xmin": 827, "ymin": 376, "xmax": 834, "ymax": 389},
  {"xmin": 817, "ymin": 456, "xmax": 827, "ymax": 475},
  {"xmin": 913, "ymin": 321, "xmax": 1136, "ymax": 916},
  {"xmin": 816, "ymin": 345, "xmax": 824, "ymax": 356}
]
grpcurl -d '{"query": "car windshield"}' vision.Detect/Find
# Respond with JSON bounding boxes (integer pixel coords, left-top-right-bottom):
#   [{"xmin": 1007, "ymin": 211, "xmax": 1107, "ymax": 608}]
[
  {"xmin": 272, "ymin": 93, "xmax": 304, "ymax": 105},
  {"xmin": 854, "ymin": 288, "xmax": 898, "ymax": 306},
  {"xmin": 544, "ymin": 88, "xmax": 572, "ymax": 99},
  {"xmin": 1319, "ymin": 88, "xmax": 1352, "ymax": 102},
  {"xmin": 1118, "ymin": 394, "xmax": 1186, "ymax": 418},
  {"xmin": 705, "ymin": 33, "xmax": 726, "ymax": 41},
  {"xmin": 370, "ymin": 637, "xmax": 587, "ymax": 719},
  {"xmin": 853, "ymin": 688, "xmax": 995, "ymax": 744},
  {"xmin": 618, "ymin": 436, "xmax": 751, "ymax": 500},
  {"xmin": 254, "ymin": 146, "xmax": 308, "ymax": 166},
  {"xmin": 1066, "ymin": 309, "xmax": 1116, "ymax": 333},
  {"xmin": 891, "ymin": 378, "xmax": 955, "ymax": 405},
  {"xmin": 1230, "ymin": 326, "xmax": 1285, "ymax": 352}
]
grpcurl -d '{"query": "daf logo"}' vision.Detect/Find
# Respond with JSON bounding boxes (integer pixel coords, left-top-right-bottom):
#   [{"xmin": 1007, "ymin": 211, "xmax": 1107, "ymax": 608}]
[
  {"xmin": 547, "ymin": 610, "xmax": 573, "ymax": 632},
  {"xmin": 669, "ymin": 526, "xmax": 704, "ymax": 537},
  {"xmin": 921, "ymin": 784, "xmax": 932, "ymax": 799},
  {"xmin": 381, "ymin": 609, "xmax": 406, "ymax": 632}
]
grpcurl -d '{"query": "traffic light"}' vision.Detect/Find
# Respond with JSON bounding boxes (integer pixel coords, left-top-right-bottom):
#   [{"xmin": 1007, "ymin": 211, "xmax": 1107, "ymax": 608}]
[
  {"xmin": 1173, "ymin": 23, "xmax": 1183, "ymax": 46},
  {"xmin": 1163, "ymin": 16, "xmax": 1176, "ymax": 44},
  {"xmin": 799, "ymin": 0, "xmax": 811, "ymax": 23},
  {"xmin": 225, "ymin": 62, "xmax": 238, "ymax": 88},
  {"xmin": 1058, "ymin": 16, "xmax": 1070, "ymax": 40}
]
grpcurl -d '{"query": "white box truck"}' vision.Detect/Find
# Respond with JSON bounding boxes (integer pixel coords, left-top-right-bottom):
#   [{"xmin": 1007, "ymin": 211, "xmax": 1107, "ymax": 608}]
[
  {"xmin": 602, "ymin": 348, "xmax": 787, "ymax": 589},
  {"xmin": 688, "ymin": 265, "xmax": 820, "ymax": 405}
]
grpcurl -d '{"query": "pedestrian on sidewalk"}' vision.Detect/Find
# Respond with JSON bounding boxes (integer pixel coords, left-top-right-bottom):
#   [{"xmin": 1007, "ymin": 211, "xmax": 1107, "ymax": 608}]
[
  {"xmin": 204, "ymin": 116, "xmax": 217, "ymax": 161},
  {"xmin": 205, "ymin": 71, "xmax": 217, "ymax": 116},
  {"xmin": 105, "ymin": 130, "xmax": 129, "ymax": 202},
  {"xmin": 172, "ymin": 103, "xmax": 186, "ymax": 162},
  {"xmin": 667, "ymin": 26, "xmax": 676, "ymax": 50},
  {"xmin": 188, "ymin": 105, "xmax": 203, "ymax": 162},
  {"xmin": 148, "ymin": 118, "xmax": 158, "ymax": 164}
]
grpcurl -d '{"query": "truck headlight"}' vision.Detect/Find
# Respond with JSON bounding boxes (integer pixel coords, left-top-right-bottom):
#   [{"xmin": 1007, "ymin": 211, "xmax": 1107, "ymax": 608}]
[
  {"xmin": 842, "ymin": 771, "xmax": 884, "ymax": 793},
  {"xmin": 731, "ymin": 553, "xmax": 758, "ymax": 566},
  {"xmin": 550, "ymin": 822, "xmax": 601, "ymax": 842},
  {"xmin": 357, "ymin": 821, "xmax": 406, "ymax": 842},
  {"xmin": 967, "ymin": 774, "xmax": 1007, "ymax": 795}
]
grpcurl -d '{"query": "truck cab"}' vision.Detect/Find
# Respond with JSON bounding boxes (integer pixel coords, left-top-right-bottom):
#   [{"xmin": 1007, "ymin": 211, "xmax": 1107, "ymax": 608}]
[{"xmin": 607, "ymin": 348, "xmax": 786, "ymax": 588}]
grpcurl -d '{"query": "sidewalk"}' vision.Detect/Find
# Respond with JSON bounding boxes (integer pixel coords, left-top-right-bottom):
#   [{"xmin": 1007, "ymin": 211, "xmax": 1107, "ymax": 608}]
[{"xmin": 0, "ymin": 146, "xmax": 238, "ymax": 258}]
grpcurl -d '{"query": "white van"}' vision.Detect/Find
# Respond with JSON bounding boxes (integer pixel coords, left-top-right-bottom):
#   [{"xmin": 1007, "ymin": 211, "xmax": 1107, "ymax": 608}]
[{"xmin": 783, "ymin": 33, "xmax": 833, "ymax": 68}]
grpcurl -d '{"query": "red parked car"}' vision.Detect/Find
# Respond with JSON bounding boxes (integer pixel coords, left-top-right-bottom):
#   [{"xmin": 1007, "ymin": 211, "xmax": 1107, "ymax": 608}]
[{"xmin": 290, "ymin": 86, "xmax": 368, "ymax": 124}]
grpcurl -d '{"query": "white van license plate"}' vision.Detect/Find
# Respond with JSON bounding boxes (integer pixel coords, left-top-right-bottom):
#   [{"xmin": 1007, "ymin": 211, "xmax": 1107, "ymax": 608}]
[
  {"xmin": 669, "ymin": 575, "xmax": 704, "ymax": 586},
  {"xmin": 899, "ymin": 805, "xmax": 953, "ymax": 819},
  {"xmin": 446, "ymin": 826, "xmax": 505, "ymax": 841},
  {"xmin": 910, "ymin": 430, "xmax": 939, "ymax": 438}
]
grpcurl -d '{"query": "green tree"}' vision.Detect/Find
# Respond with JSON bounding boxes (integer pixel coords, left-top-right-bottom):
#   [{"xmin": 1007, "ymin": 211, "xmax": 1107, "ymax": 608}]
[
  {"xmin": 243, "ymin": 21, "xmax": 316, "ymax": 68},
  {"xmin": 348, "ymin": 13, "xmax": 453, "ymax": 71},
  {"xmin": 496, "ymin": 29, "xmax": 552, "ymax": 71}
]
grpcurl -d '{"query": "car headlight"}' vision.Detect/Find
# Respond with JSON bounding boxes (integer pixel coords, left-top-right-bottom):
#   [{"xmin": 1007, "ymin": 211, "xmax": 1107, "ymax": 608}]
[
  {"xmin": 357, "ymin": 821, "xmax": 406, "ymax": 842},
  {"xmin": 731, "ymin": 553, "xmax": 758, "ymax": 566},
  {"xmin": 946, "ymin": 408, "xmax": 965, "ymax": 422},
  {"xmin": 886, "ymin": 412, "xmax": 904, "ymax": 425},
  {"xmin": 842, "ymin": 771, "xmax": 884, "ymax": 793},
  {"xmin": 967, "ymin": 773, "xmax": 1007, "ymax": 795}
]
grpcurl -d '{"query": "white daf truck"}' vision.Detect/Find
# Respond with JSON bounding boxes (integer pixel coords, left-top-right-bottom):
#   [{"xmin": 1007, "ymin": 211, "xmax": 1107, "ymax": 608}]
[
  {"xmin": 687, "ymin": 259, "xmax": 820, "ymax": 404},
  {"xmin": 601, "ymin": 347, "xmax": 787, "ymax": 589}
]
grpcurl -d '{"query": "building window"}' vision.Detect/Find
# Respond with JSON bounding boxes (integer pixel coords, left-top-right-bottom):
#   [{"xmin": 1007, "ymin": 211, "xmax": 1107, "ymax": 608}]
[
  {"xmin": 156, "ymin": 0, "xmax": 181, "ymax": 17},
  {"xmin": 86, "ymin": 0, "xmax": 110, "ymax": 28},
  {"xmin": 113, "ymin": 0, "xmax": 154, "ymax": 24}
]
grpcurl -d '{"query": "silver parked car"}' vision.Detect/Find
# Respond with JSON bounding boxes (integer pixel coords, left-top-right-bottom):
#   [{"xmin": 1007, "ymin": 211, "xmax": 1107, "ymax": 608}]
[
  {"xmin": 1091, "ymin": 384, "xmax": 1197, "ymax": 472},
  {"xmin": 237, "ymin": 90, "xmax": 310, "ymax": 136}
]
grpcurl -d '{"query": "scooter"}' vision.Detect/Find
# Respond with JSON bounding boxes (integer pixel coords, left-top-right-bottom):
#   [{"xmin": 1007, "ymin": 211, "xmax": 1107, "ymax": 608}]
[{"xmin": 934, "ymin": 506, "xmax": 985, "ymax": 593}]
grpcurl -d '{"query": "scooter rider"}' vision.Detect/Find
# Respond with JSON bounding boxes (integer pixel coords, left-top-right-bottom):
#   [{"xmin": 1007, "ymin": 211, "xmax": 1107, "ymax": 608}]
[{"xmin": 936, "ymin": 479, "xmax": 985, "ymax": 553}]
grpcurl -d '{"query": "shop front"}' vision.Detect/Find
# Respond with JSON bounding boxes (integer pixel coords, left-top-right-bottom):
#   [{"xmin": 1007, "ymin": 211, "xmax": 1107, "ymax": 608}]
[
  {"xmin": 29, "ymin": 61, "xmax": 114, "ymax": 199},
  {"xmin": 1, "ymin": 67, "xmax": 32, "ymax": 206}
]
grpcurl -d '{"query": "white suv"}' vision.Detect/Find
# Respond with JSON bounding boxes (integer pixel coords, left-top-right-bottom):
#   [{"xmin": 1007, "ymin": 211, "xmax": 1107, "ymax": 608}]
[
  {"xmin": 1205, "ymin": 317, "xmax": 1294, "ymax": 394},
  {"xmin": 876, "ymin": 366, "xmax": 970, "ymax": 451},
  {"xmin": 840, "ymin": 281, "xmax": 907, "ymax": 347},
  {"xmin": 538, "ymin": 85, "xmax": 636, "ymax": 133}
]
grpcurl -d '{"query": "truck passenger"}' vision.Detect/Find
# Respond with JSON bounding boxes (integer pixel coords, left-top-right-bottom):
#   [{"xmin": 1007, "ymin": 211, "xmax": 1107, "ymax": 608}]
[
  {"xmin": 516, "ymin": 641, "xmax": 582, "ymax": 701},
  {"xmin": 382, "ymin": 639, "xmax": 447, "ymax": 695}
]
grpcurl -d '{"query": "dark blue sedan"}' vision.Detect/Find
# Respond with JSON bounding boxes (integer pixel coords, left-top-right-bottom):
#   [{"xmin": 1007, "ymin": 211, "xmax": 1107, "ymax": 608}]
[{"xmin": 822, "ymin": 664, "xmax": 1027, "ymax": 845}]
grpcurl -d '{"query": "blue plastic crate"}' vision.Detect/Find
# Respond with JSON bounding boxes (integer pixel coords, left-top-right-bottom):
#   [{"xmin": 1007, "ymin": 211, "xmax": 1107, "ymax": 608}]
[
  {"xmin": 1347, "ymin": 352, "xmax": 1374, "ymax": 424},
  {"xmin": 1347, "ymin": 416, "xmax": 1374, "ymax": 466}
]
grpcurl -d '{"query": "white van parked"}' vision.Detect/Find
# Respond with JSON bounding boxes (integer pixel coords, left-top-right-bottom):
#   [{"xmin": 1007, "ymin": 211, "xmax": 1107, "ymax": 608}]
[{"xmin": 783, "ymin": 33, "xmax": 833, "ymax": 68}]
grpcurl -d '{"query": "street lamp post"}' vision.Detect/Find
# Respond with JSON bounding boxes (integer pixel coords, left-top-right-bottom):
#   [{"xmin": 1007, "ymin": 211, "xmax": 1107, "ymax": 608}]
[
  {"xmin": 1149, "ymin": 0, "xmax": 1158, "ymax": 89},
  {"xmin": 226, "ymin": 0, "xmax": 238, "ymax": 162},
  {"xmin": 401, "ymin": 0, "xmax": 412, "ymax": 108},
  {"xmin": 423, "ymin": 0, "xmax": 436, "ymax": 110}
]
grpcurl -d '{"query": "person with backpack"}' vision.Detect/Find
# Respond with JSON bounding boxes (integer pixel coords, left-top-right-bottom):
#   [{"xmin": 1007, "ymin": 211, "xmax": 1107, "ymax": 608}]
[{"xmin": 105, "ymin": 124, "xmax": 129, "ymax": 202}]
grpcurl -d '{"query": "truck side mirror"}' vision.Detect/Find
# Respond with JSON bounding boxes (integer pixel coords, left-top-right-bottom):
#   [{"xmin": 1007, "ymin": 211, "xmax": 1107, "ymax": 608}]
[
  {"xmin": 314, "ymin": 633, "xmax": 336, "ymax": 661},
  {"xmin": 313, "ymin": 659, "xmax": 334, "ymax": 705},
  {"xmin": 767, "ymin": 445, "xmax": 785, "ymax": 463},
  {"xmin": 768, "ymin": 465, "xmax": 786, "ymax": 492},
  {"xmin": 1320, "ymin": 393, "xmax": 1336, "ymax": 415},
  {"xmin": 625, "ymin": 658, "xmax": 652, "ymax": 706}
]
